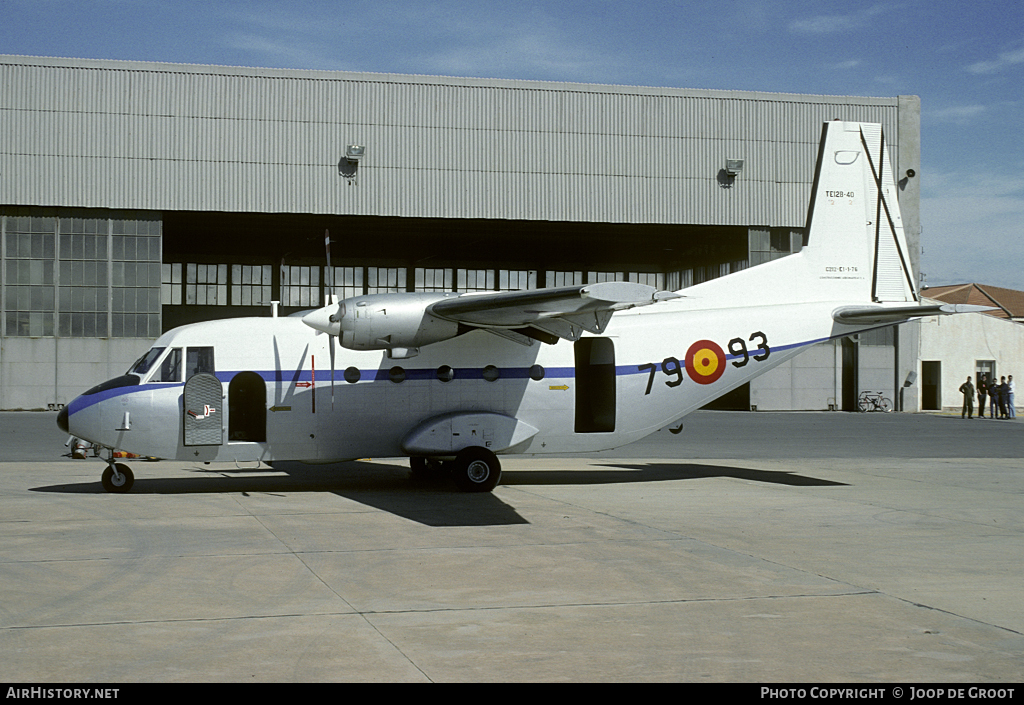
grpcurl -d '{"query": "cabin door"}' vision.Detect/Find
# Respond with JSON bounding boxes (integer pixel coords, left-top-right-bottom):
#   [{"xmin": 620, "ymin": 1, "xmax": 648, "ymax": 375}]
[{"xmin": 183, "ymin": 373, "xmax": 224, "ymax": 446}]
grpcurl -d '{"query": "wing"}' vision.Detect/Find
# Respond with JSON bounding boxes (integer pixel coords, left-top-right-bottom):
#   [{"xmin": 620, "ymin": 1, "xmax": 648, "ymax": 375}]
[
  {"xmin": 833, "ymin": 303, "xmax": 995, "ymax": 325},
  {"xmin": 429, "ymin": 281, "xmax": 681, "ymax": 344}
]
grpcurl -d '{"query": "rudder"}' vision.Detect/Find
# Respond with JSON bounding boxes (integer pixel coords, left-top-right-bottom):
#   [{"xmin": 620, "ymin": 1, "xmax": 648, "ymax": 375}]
[{"xmin": 802, "ymin": 121, "xmax": 918, "ymax": 304}]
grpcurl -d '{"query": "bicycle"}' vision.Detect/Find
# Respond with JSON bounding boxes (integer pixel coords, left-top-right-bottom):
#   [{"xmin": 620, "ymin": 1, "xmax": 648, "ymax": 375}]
[{"xmin": 858, "ymin": 390, "xmax": 893, "ymax": 413}]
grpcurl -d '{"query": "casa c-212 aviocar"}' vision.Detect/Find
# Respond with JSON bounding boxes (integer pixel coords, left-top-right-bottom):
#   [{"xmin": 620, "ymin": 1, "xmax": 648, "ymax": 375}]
[{"xmin": 57, "ymin": 120, "xmax": 982, "ymax": 494}]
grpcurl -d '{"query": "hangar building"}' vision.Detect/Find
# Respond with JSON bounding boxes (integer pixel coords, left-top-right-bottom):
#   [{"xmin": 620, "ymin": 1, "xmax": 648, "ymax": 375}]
[{"xmin": 0, "ymin": 55, "xmax": 922, "ymax": 411}]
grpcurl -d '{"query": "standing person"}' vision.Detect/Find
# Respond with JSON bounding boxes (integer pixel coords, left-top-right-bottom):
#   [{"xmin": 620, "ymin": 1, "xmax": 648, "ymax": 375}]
[
  {"xmin": 977, "ymin": 374, "xmax": 989, "ymax": 418},
  {"xmin": 991, "ymin": 377, "xmax": 1000, "ymax": 418},
  {"xmin": 1009, "ymin": 375, "xmax": 1016, "ymax": 419},
  {"xmin": 997, "ymin": 376, "xmax": 1009, "ymax": 419},
  {"xmin": 960, "ymin": 376, "xmax": 975, "ymax": 419}
]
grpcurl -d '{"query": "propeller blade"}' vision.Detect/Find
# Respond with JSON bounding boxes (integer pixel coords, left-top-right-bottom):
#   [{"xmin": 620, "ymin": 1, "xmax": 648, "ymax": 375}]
[{"xmin": 324, "ymin": 228, "xmax": 336, "ymax": 411}]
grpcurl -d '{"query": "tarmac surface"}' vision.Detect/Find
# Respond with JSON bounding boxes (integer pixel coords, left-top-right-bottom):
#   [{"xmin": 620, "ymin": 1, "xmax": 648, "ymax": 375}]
[{"xmin": 1, "ymin": 409, "xmax": 1022, "ymax": 682}]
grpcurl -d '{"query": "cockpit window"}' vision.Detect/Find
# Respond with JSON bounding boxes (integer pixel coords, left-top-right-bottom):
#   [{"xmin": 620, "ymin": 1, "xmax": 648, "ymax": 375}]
[
  {"xmin": 150, "ymin": 348, "xmax": 182, "ymax": 383},
  {"xmin": 187, "ymin": 347, "xmax": 215, "ymax": 379},
  {"xmin": 129, "ymin": 347, "xmax": 166, "ymax": 376}
]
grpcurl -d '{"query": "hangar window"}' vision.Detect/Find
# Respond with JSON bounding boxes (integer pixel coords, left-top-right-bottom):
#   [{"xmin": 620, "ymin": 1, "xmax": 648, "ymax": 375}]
[
  {"xmin": 325, "ymin": 266, "xmax": 364, "ymax": 299},
  {"xmin": 628, "ymin": 272, "xmax": 664, "ymax": 288},
  {"xmin": 110, "ymin": 217, "xmax": 162, "ymax": 337},
  {"xmin": 547, "ymin": 271, "xmax": 584, "ymax": 287},
  {"xmin": 184, "ymin": 263, "xmax": 228, "ymax": 306},
  {"xmin": 281, "ymin": 265, "xmax": 320, "ymax": 307},
  {"xmin": 415, "ymin": 268, "xmax": 453, "ymax": 292},
  {"xmin": 232, "ymin": 264, "xmax": 273, "ymax": 306},
  {"xmin": 2, "ymin": 208, "xmax": 161, "ymax": 338},
  {"xmin": 162, "ymin": 263, "xmax": 183, "ymax": 305},
  {"xmin": 367, "ymin": 267, "xmax": 406, "ymax": 294},
  {"xmin": 499, "ymin": 270, "xmax": 537, "ymax": 291},
  {"xmin": 457, "ymin": 269, "xmax": 494, "ymax": 292},
  {"xmin": 4, "ymin": 214, "xmax": 56, "ymax": 337},
  {"xmin": 665, "ymin": 270, "xmax": 693, "ymax": 290}
]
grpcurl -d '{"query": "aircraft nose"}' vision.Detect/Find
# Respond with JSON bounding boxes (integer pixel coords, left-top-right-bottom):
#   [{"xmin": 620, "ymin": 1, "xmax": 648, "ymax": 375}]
[{"xmin": 56, "ymin": 406, "xmax": 69, "ymax": 433}]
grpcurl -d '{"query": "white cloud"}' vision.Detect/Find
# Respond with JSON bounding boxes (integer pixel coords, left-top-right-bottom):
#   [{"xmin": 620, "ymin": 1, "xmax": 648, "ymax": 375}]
[
  {"xmin": 789, "ymin": 4, "xmax": 896, "ymax": 34},
  {"xmin": 928, "ymin": 105, "xmax": 987, "ymax": 124},
  {"xmin": 967, "ymin": 43, "xmax": 1024, "ymax": 74}
]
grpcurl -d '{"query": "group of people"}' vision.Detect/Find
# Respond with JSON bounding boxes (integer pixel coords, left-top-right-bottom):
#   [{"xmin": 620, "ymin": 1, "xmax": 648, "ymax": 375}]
[{"xmin": 959, "ymin": 373, "xmax": 1017, "ymax": 419}]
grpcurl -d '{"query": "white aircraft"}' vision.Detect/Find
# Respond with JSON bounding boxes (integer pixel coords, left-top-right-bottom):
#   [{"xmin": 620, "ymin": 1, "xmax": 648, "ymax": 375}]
[{"xmin": 57, "ymin": 120, "xmax": 981, "ymax": 493}]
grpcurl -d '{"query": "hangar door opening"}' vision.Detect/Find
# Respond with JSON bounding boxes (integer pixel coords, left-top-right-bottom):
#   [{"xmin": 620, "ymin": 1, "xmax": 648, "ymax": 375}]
[
  {"xmin": 921, "ymin": 361, "xmax": 941, "ymax": 411},
  {"xmin": 575, "ymin": 338, "xmax": 616, "ymax": 433}
]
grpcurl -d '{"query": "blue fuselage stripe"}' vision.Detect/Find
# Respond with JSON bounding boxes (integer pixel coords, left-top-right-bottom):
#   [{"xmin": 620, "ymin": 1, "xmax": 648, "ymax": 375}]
[{"xmin": 66, "ymin": 335, "xmax": 835, "ymax": 416}]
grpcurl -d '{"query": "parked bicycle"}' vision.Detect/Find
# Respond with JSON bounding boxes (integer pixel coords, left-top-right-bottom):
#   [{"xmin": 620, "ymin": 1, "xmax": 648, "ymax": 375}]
[{"xmin": 858, "ymin": 390, "xmax": 893, "ymax": 413}]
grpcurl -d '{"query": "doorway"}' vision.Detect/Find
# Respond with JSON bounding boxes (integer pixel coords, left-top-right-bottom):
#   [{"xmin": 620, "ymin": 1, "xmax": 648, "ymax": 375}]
[
  {"xmin": 921, "ymin": 361, "xmax": 941, "ymax": 411},
  {"xmin": 575, "ymin": 338, "xmax": 616, "ymax": 433},
  {"xmin": 841, "ymin": 337, "xmax": 859, "ymax": 412},
  {"xmin": 229, "ymin": 372, "xmax": 267, "ymax": 442}
]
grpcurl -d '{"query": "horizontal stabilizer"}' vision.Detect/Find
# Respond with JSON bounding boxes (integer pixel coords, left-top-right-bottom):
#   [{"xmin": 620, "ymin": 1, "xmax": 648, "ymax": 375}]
[{"xmin": 833, "ymin": 303, "xmax": 996, "ymax": 325}]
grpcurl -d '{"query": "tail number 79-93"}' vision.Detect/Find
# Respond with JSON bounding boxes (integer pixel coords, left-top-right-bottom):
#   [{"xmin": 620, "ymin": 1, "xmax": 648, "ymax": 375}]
[{"xmin": 637, "ymin": 331, "xmax": 770, "ymax": 395}]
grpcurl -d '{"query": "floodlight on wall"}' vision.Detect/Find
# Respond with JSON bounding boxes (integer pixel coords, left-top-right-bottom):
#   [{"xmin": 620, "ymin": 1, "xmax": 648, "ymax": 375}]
[
  {"xmin": 725, "ymin": 158, "xmax": 744, "ymax": 177},
  {"xmin": 345, "ymin": 144, "xmax": 365, "ymax": 162}
]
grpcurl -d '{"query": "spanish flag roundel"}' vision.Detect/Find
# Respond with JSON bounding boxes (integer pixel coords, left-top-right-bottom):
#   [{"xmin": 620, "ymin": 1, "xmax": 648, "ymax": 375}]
[{"xmin": 685, "ymin": 339, "xmax": 726, "ymax": 385}]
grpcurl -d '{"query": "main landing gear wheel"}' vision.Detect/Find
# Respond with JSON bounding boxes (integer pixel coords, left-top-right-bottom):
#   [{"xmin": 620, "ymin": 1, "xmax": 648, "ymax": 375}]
[
  {"xmin": 450, "ymin": 447, "xmax": 501, "ymax": 493},
  {"xmin": 101, "ymin": 463, "xmax": 134, "ymax": 493}
]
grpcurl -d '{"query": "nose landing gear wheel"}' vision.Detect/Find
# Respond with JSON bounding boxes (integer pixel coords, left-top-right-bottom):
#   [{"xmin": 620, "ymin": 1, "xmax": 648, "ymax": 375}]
[
  {"xmin": 450, "ymin": 447, "xmax": 501, "ymax": 493},
  {"xmin": 101, "ymin": 463, "xmax": 134, "ymax": 493}
]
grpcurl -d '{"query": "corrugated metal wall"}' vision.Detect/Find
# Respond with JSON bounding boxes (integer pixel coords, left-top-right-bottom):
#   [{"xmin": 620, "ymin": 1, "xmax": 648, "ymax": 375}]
[{"xmin": 0, "ymin": 56, "xmax": 900, "ymax": 226}]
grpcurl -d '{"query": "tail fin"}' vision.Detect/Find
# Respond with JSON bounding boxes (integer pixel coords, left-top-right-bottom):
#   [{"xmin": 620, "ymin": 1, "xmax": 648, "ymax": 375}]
[
  {"xmin": 801, "ymin": 120, "xmax": 918, "ymax": 303},
  {"xmin": 688, "ymin": 121, "xmax": 919, "ymax": 308}
]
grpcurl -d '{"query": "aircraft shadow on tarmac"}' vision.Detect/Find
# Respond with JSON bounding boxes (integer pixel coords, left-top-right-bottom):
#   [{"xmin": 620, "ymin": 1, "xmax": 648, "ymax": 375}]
[{"xmin": 31, "ymin": 460, "xmax": 845, "ymax": 527}]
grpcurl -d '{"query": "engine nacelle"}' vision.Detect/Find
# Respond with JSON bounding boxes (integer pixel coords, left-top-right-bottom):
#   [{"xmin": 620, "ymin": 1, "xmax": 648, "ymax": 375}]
[{"xmin": 302, "ymin": 292, "xmax": 461, "ymax": 355}]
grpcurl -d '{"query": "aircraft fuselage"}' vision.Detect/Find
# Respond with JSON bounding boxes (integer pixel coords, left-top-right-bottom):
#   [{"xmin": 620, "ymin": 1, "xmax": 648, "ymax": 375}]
[{"xmin": 61, "ymin": 297, "xmax": 853, "ymax": 465}]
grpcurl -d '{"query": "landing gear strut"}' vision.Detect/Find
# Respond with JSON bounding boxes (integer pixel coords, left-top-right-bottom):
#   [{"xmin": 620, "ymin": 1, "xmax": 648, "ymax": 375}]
[
  {"xmin": 101, "ymin": 460, "xmax": 134, "ymax": 493},
  {"xmin": 409, "ymin": 456, "xmax": 446, "ymax": 482}
]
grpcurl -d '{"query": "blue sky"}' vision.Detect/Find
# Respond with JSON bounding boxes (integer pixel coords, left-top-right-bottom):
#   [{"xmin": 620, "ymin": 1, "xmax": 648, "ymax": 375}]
[{"xmin": 3, "ymin": 0, "xmax": 1022, "ymax": 290}]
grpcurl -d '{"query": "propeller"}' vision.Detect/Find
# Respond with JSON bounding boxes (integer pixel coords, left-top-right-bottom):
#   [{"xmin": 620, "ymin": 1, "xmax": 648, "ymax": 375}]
[{"xmin": 324, "ymin": 229, "xmax": 336, "ymax": 411}]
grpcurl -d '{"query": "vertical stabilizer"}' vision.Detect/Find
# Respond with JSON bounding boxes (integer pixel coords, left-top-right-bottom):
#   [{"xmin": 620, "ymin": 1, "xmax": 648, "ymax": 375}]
[{"xmin": 802, "ymin": 121, "xmax": 918, "ymax": 303}]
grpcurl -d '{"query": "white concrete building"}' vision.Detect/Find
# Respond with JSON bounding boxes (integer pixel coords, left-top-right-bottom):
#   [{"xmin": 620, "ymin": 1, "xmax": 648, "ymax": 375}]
[{"xmin": 917, "ymin": 284, "xmax": 1023, "ymax": 414}]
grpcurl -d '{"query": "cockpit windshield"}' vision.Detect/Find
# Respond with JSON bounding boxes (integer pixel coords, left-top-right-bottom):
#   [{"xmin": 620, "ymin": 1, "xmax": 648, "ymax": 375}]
[{"xmin": 128, "ymin": 347, "xmax": 166, "ymax": 376}]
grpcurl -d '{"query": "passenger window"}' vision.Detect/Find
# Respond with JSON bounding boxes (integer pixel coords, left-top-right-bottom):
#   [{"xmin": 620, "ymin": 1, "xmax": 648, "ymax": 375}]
[
  {"xmin": 187, "ymin": 347, "xmax": 216, "ymax": 380},
  {"xmin": 152, "ymin": 348, "xmax": 182, "ymax": 383}
]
